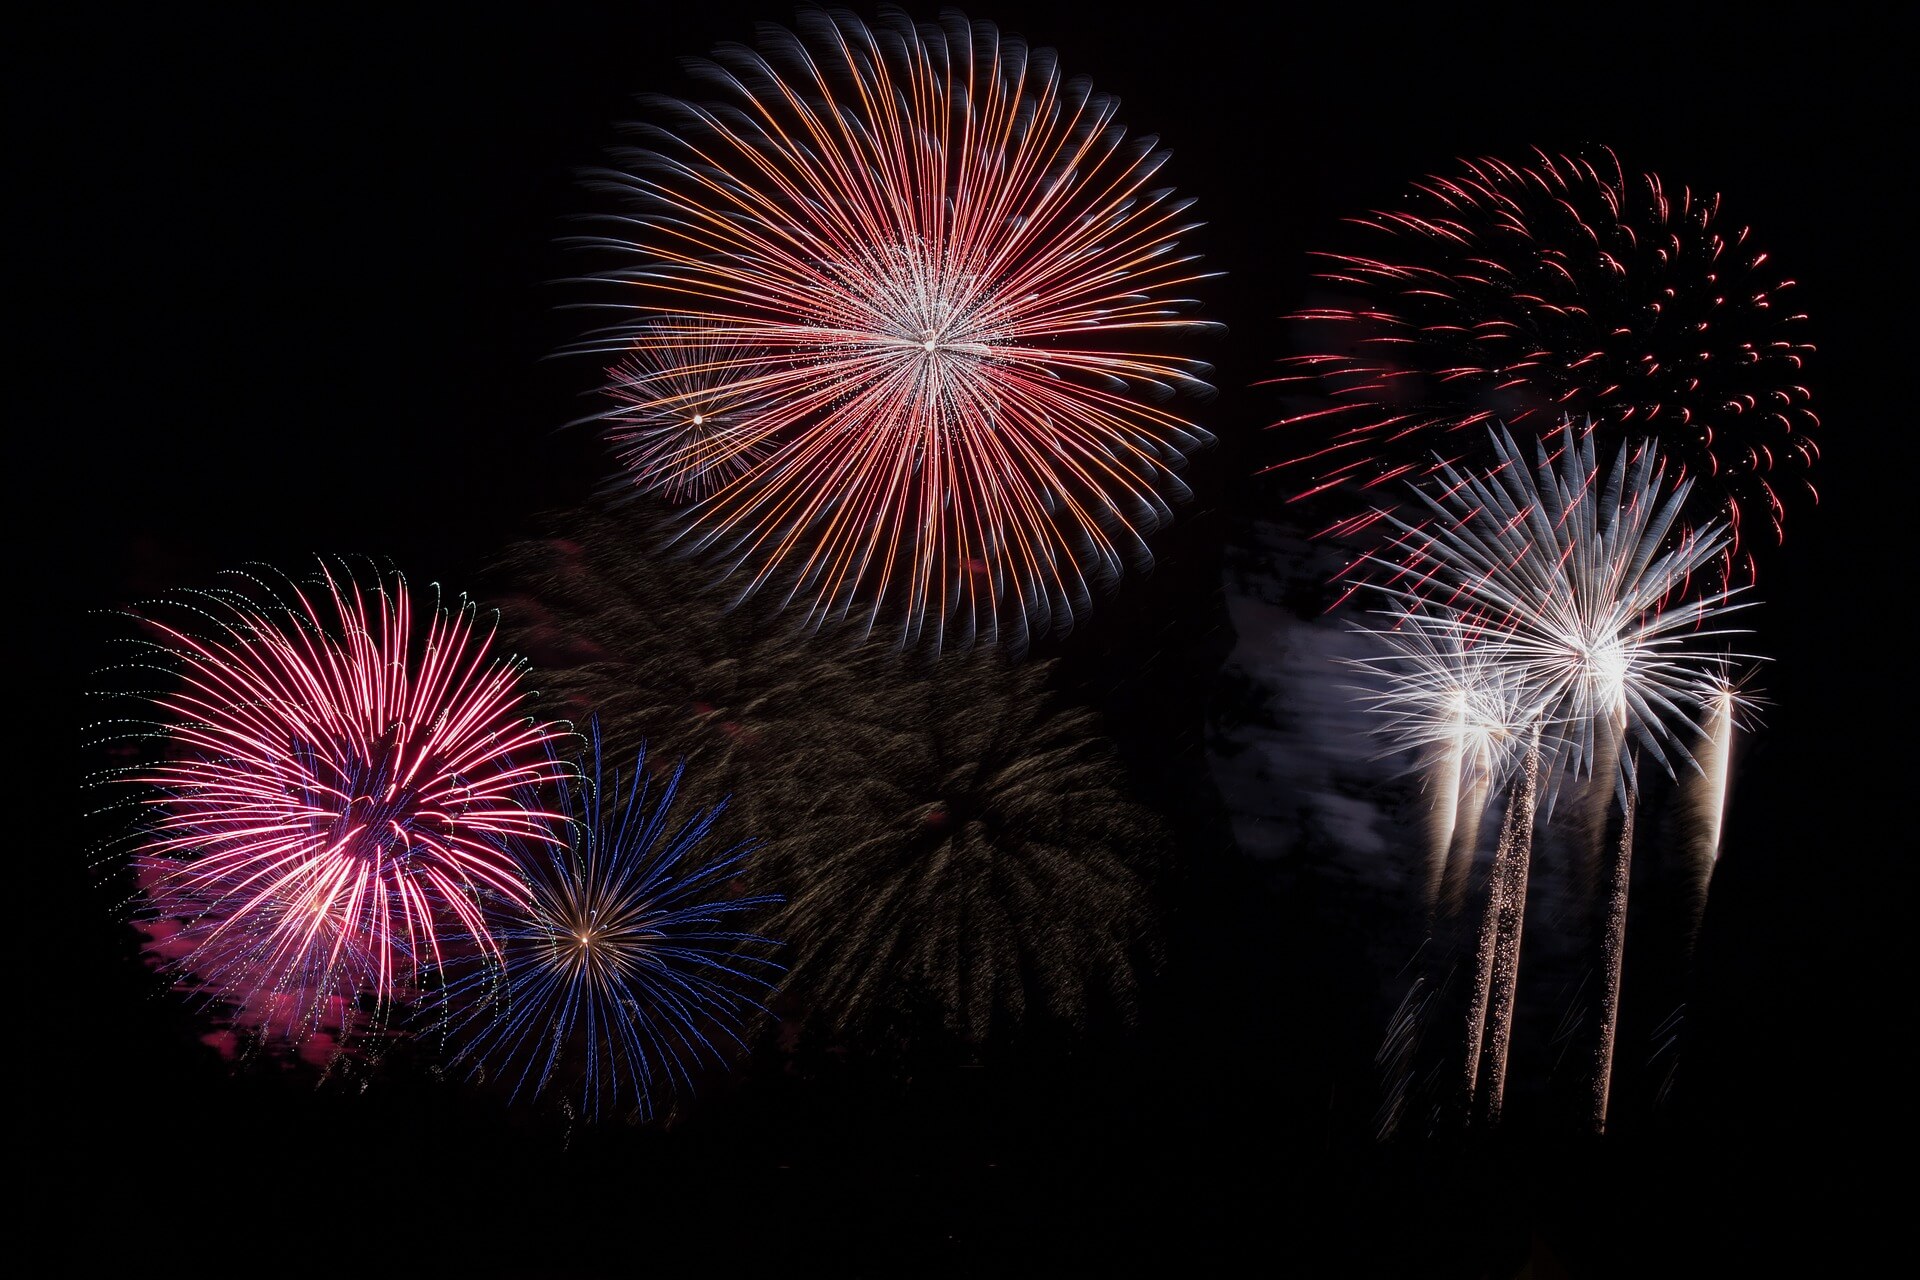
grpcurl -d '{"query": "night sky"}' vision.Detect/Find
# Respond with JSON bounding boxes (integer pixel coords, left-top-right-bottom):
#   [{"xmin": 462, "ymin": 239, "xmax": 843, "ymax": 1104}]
[{"xmin": 34, "ymin": 4, "xmax": 1903, "ymax": 1274}]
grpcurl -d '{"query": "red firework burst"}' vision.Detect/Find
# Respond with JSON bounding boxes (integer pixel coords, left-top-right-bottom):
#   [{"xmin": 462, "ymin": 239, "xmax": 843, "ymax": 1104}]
[
  {"xmin": 579, "ymin": 8, "xmax": 1217, "ymax": 648},
  {"xmin": 1273, "ymin": 147, "xmax": 1816, "ymax": 585},
  {"xmin": 126, "ymin": 563, "xmax": 570, "ymax": 1045}
]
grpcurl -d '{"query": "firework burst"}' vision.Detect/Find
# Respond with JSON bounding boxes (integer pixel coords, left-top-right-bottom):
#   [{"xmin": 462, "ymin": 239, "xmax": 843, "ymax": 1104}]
[
  {"xmin": 579, "ymin": 8, "xmax": 1218, "ymax": 648},
  {"xmin": 114, "ymin": 562, "xmax": 569, "ymax": 1045},
  {"xmin": 449, "ymin": 725, "xmax": 782, "ymax": 1123},
  {"xmin": 717, "ymin": 652, "xmax": 1165, "ymax": 1041},
  {"xmin": 1347, "ymin": 609, "xmax": 1539, "ymax": 914},
  {"xmin": 1277, "ymin": 147, "xmax": 1815, "ymax": 584},
  {"xmin": 599, "ymin": 319, "xmax": 776, "ymax": 504},
  {"xmin": 1376, "ymin": 423, "xmax": 1750, "ymax": 801}
]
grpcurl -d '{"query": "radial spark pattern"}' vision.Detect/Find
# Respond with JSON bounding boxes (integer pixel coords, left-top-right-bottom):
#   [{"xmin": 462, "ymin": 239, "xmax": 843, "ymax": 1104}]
[
  {"xmin": 1373, "ymin": 423, "xmax": 1750, "ymax": 796},
  {"xmin": 716, "ymin": 653, "xmax": 1165, "ymax": 1041},
  {"xmin": 600, "ymin": 320, "xmax": 776, "ymax": 504},
  {"xmin": 452, "ymin": 727, "xmax": 782, "ymax": 1122},
  {"xmin": 582, "ymin": 8, "xmax": 1217, "ymax": 648},
  {"xmin": 1277, "ymin": 148, "xmax": 1815, "ymax": 582},
  {"xmin": 122, "ymin": 563, "xmax": 569, "ymax": 1043}
]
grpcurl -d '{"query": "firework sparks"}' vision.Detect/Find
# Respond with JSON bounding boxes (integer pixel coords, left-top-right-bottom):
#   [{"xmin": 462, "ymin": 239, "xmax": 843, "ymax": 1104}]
[
  {"xmin": 717, "ymin": 651, "xmax": 1165, "ymax": 1041},
  {"xmin": 449, "ymin": 725, "xmax": 782, "ymax": 1122},
  {"xmin": 1377, "ymin": 422, "xmax": 1749, "ymax": 802},
  {"xmin": 116, "ymin": 562, "xmax": 569, "ymax": 1046},
  {"xmin": 1276, "ymin": 147, "xmax": 1816, "ymax": 586},
  {"xmin": 1347, "ymin": 610, "xmax": 1537, "ymax": 916},
  {"xmin": 1478, "ymin": 731, "xmax": 1540, "ymax": 1123},
  {"xmin": 598, "ymin": 319, "xmax": 776, "ymax": 504},
  {"xmin": 1358, "ymin": 423, "xmax": 1753, "ymax": 1125},
  {"xmin": 1592, "ymin": 790, "xmax": 1636, "ymax": 1132},
  {"xmin": 579, "ymin": 8, "xmax": 1218, "ymax": 648}
]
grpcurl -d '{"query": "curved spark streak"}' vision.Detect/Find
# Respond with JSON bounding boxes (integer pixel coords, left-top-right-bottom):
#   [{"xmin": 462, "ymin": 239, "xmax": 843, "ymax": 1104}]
[
  {"xmin": 580, "ymin": 9, "xmax": 1217, "ymax": 648},
  {"xmin": 125, "ymin": 563, "xmax": 570, "ymax": 1041}
]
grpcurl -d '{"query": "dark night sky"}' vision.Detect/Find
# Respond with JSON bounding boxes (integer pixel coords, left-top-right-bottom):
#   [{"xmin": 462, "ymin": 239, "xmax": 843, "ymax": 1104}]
[{"xmin": 30, "ymin": 4, "xmax": 1905, "ymax": 1274}]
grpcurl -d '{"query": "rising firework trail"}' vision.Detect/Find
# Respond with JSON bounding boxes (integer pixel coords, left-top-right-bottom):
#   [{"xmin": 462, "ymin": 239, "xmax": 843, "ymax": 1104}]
[
  {"xmin": 1276, "ymin": 147, "xmax": 1816, "ymax": 591},
  {"xmin": 578, "ymin": 8, "xmax": 1218, "ymax": 649},
  {"xmin": 105, "ymin": 563, "xmax": 570, "ymax": 1047},
  {"xmin": 1476, "ymin": 728, "xmax": 1541, "ymax": 1123},
  {"xmin": 1680, "ymin": 681, "xmax": 1746, "ymax": 946},
  {"xmin": 1592, "ymin": 766, "xmax": 1636, "ymax": 1133},
  {"xmin": 1458, "ymin": 727, "xmax": 1542, "ymax": 1116}
]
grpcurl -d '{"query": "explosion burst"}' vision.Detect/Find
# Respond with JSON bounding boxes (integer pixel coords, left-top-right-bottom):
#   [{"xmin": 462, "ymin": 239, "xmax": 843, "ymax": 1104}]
[
  {"xmin": 450, "ymin": 726, "xmax": 782, "ymax": 1123},
  {"xmin": 492, "ymin": 514, "xmax": 1161, "ymax": 1038},
  {"xmin": 1376, "ymin": 423, "xmax": 1749, "ymax": 802},
  {"xmin": 1346, "ymin": 610, "xmax": 1538, "ymax": 914},
  {"xmin": 490, "ymin": 508, "xmax": 854, "ymax": 769},
  {"xmin": 116, "ymin": 563, "xmax": 569, "ymax": 1045},
  {"xmin": 1277, "ymin": 147, "xmax": 1815, "ymax": 584},
  {"xmin": 580, "ymin": 8, "xmax": 1218, "ymax": 649},
  {"xmin": 717, "ymin": 652, "xmax": 1165, "ymax": 1041},
  {"xmin": 599, "ymin": 319, "xmax": 776, "ymax": 504}
]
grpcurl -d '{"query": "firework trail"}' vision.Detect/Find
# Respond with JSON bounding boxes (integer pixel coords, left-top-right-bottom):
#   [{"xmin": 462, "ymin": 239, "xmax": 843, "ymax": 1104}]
[
  {"xmin": 1680, "ymin": 681, "xmax": 1748, "ymax": 948},
  {"xmin": 599, "ymin": 319, "xmax": 776, "ymax": 504},
  {"xmin": 1592, "ymin": 776, "xmax": 1636, "ymax": 1132},
  {"xmin": 449, "ymin": 724, "xmax": 782, "ymax": 1123},
  {"xmin": 579, "ymin": 8, "xmax": 1218, "ymax": 649},
  {"xmin": 1479, "ymin": 731, "xmax": 1541, "ymax": 1123},
  {"xmin": 1276, "ymin": 147, "xmax": 1816, "ymax": 591},
  {"xmin": 112, "ymin": 562, "xmax": 569, "ymax": 1046},
  {"xmin": 1349, "ymin": 611, "xmax": 1535, "ymax": 1132}
]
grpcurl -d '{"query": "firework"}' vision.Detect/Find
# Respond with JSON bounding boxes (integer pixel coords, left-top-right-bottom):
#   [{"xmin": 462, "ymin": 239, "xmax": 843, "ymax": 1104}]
[
  {"xmin": 1477, "ymin": 730, "xmax": 1540, "ymax": 1123},
  {"xmin": 717, "ymin": 652, "xmax": 1165, "ymax": 1040},
  {"xmin": 490, "ymin": 508, "xmax": 859, "ymax": 769},
  {"xmin": 449, "ymin": 725, "xmax": 782, "ymax": 1122},
  {"xmin": 579, "ymin": 8, "xmax": 1217, "ymax": 648},
  {"xmin": 1377, "ymin": 423, "xmax": 1748, "ymax": 801},
  {"xmin": 1347, "ymin": 610, "xmax": 1537, "ymax": 916},
  {"xmin": 1360, "ymin": 423, "xmax": 1752, "ymax": 1124},
  {"xmin": 1277, "ymin": 147, "xmax": 1816, "ymax": 584},
  {"xmin": 599, "ymin": 319, "xmax": 776, "ymax": 504},
  {"xmin": 495, "ymin": 514, "xmax": 1161, "ymax": 1040},
  {"xmin": 118, "ymin": 562, "xmax": 569, "ymax": 1045}
]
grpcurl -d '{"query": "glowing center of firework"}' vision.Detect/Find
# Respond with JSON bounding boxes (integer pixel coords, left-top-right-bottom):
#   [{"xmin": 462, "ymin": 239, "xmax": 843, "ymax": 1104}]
[
  {"xmin": 840, "ymin": 244, "xmax": 1006, "ymax": 372},
  {"xmin": 690, "ymin": 412, "xmax": 705, "ymax": 426},
  {"xmin": 310, "ymin": 726, "xmax": 431, "ymax": 861},
  {"xmin": 1582, "ymin": 637, "xmax": 1632, "ymax": 710}
]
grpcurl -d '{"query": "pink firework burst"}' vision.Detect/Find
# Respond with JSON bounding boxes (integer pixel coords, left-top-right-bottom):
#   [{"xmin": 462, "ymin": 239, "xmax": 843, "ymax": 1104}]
[
  {"xmin": 579, "ymin": 8, "xmax": 1218, "ymax": 648},
  {"xmin": 126, "ymin": 562, "xmax": 570, "ymax": 1045},
  {"xmin": 1273, "ymin": 147, "xmax": 1816, "ymax": 587}
]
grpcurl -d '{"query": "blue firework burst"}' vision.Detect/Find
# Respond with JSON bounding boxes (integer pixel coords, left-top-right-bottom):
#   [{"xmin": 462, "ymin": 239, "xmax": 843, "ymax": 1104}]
[{"xmin": 452, "ymin": 723, "xmax": 783, "ymax": 1122}]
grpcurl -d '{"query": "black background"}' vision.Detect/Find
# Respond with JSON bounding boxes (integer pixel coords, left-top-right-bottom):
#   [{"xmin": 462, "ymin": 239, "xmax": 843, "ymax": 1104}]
[{"xmin": 30, "ymin": 3, "xmax": 1904, "ymax": 1274}]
